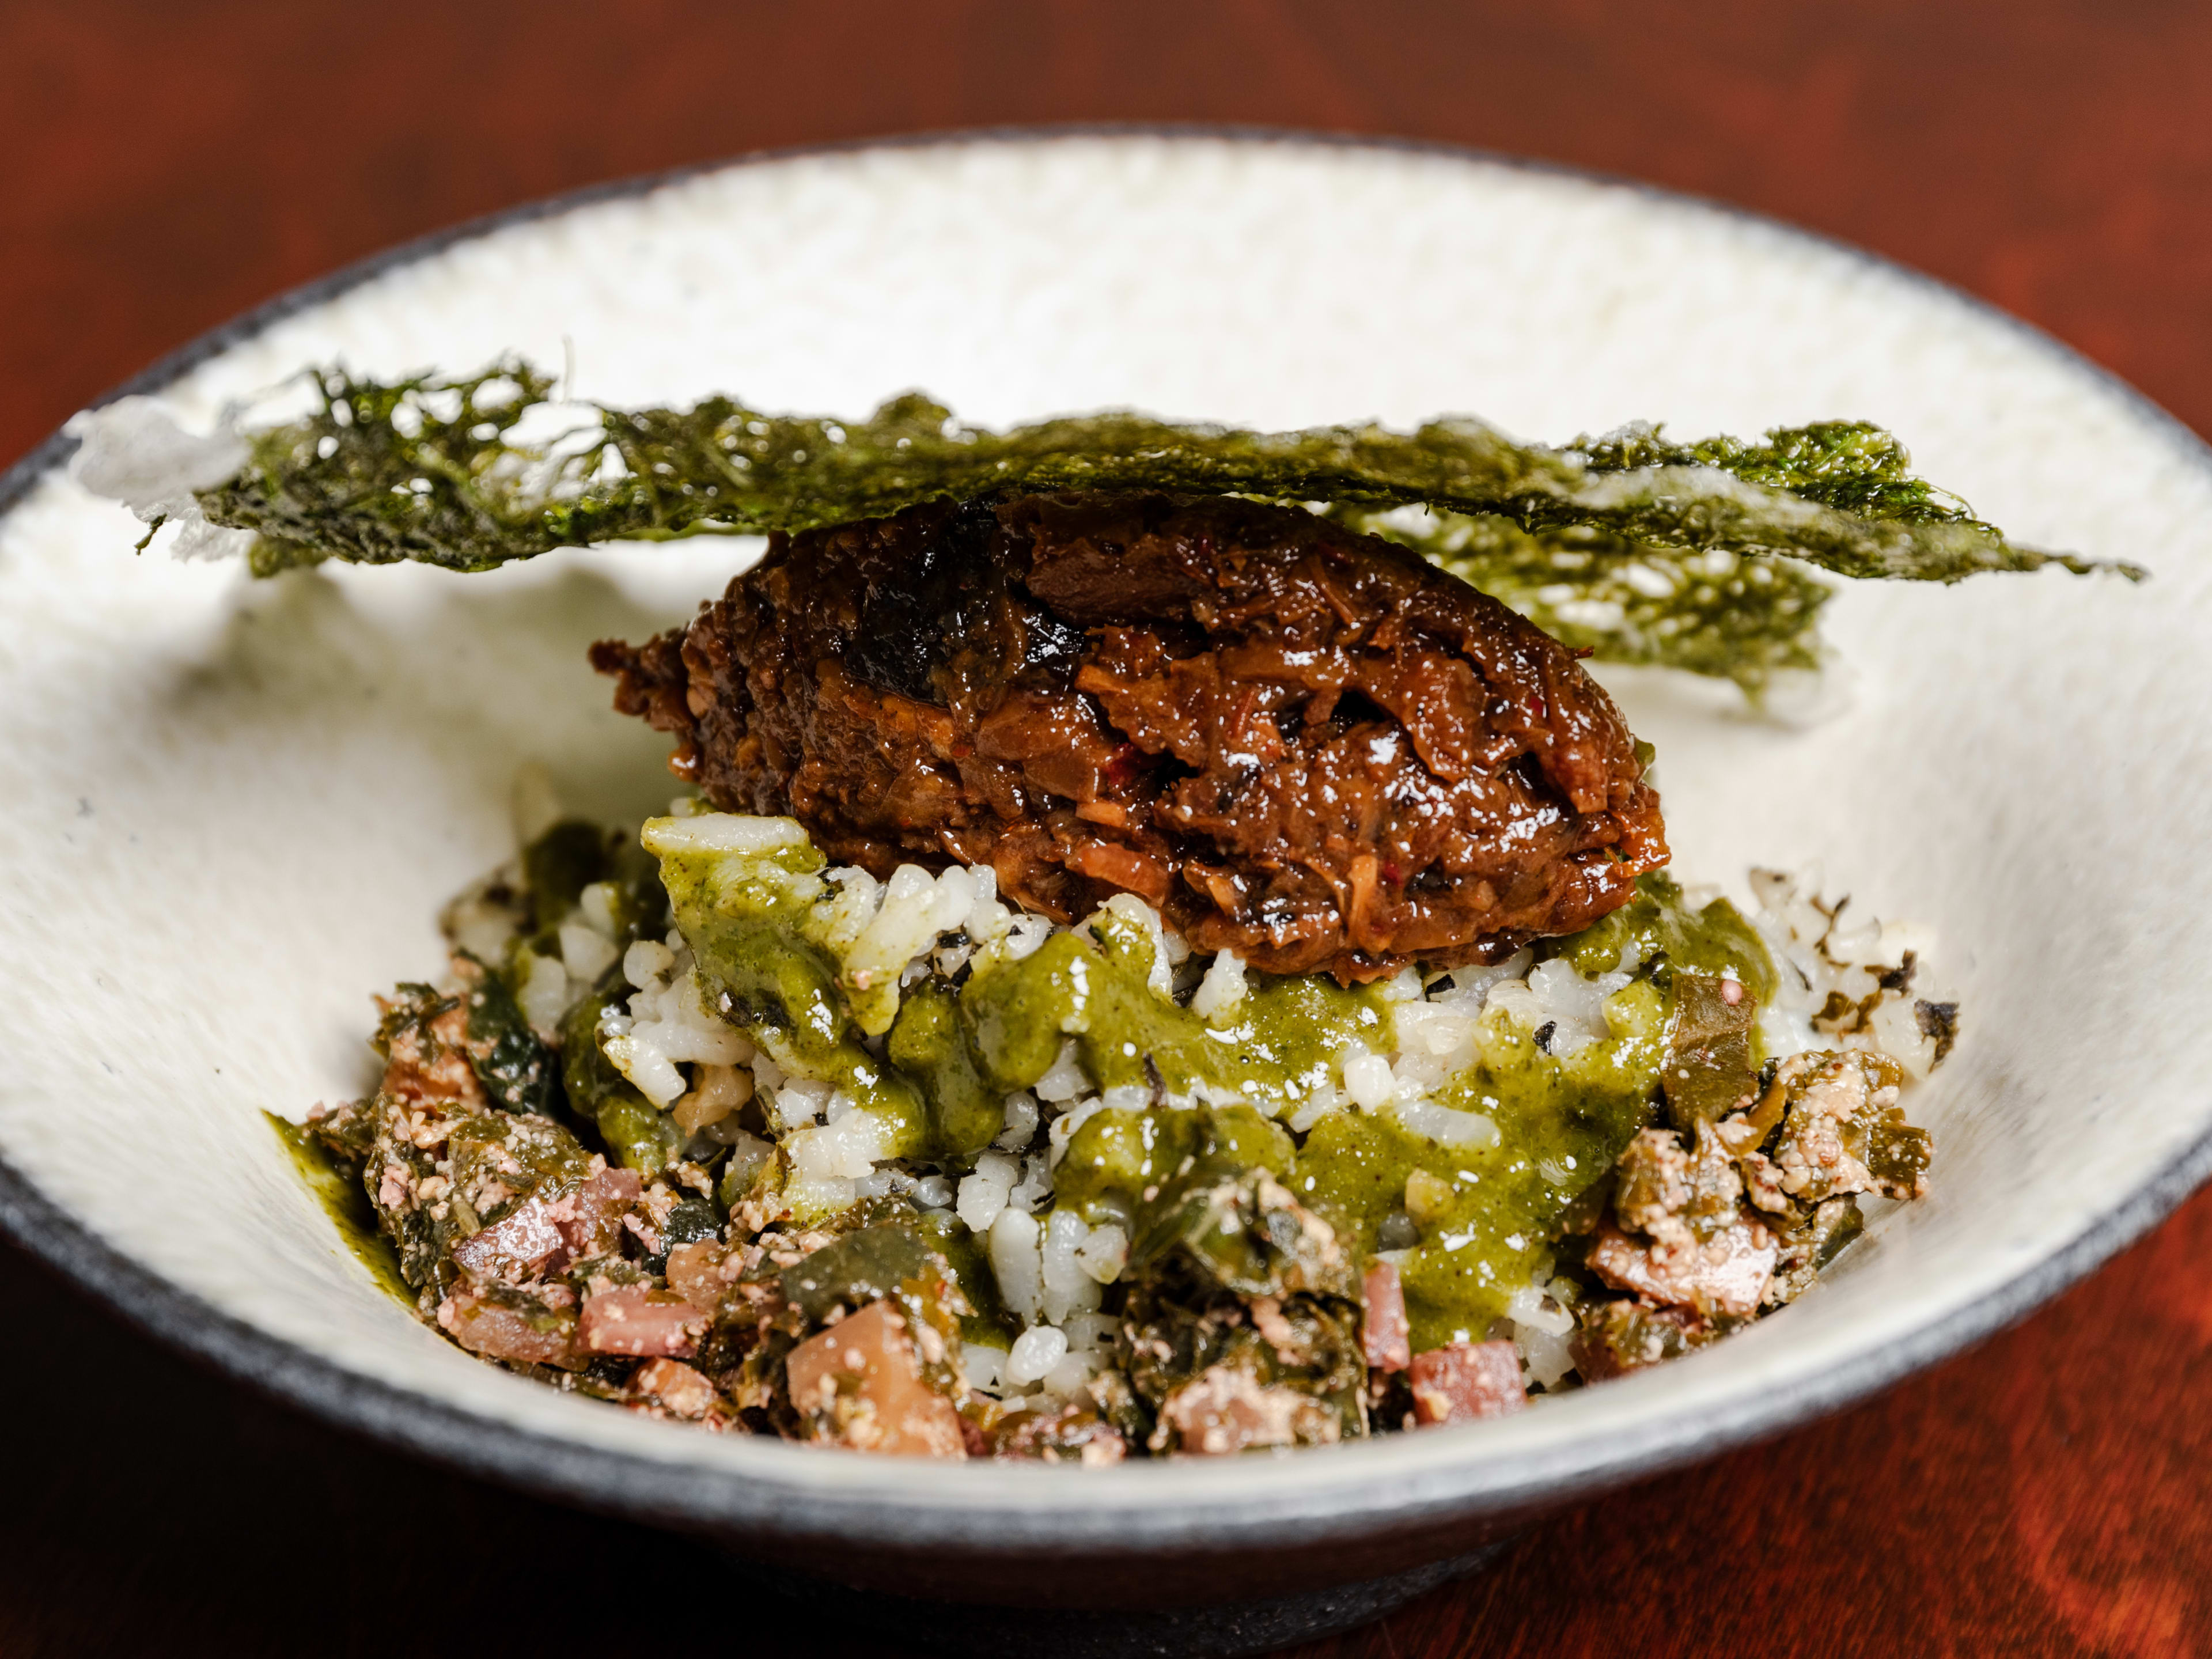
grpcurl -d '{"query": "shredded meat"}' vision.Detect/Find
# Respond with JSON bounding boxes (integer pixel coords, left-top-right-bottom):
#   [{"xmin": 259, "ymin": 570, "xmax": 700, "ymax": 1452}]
[{"xmin": 593, "ymin": 491, "xmax": 1666, "ymax": 981}]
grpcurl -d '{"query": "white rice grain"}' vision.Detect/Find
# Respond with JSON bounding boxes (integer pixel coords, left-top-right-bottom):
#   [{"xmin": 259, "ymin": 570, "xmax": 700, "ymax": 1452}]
[
  {"xmin": 558, "ymin": 922, "xmax": 619, "ymax": 985},
  {"xmin": 1099, "ymin": 893, "xmax": 1176, "ymax": 997},
  {"xmin": 1009, "ymin": 1153, "xmax": 1053, "ymax": 1214},
  {"xmin": 997, "ymin": 912, "xmax": 1054, "ymax": 963},
  {"xmin": 1062, "ymin": 1310, "xmax": 1121, "ymax": 1352},
  {"xmin": 1041, "ymin": 1208, "xmax": 1104, "ymax": 1324},
  {"xmin": 1074, "ymin": 1223, "xmax": 1128, "ymax": 1285},
  {"xmin": 1191, "ymin": 950, "xmax": 1248, "ymax": 1022},
  {"xmin": 641, "ymin": 814, "xmax": 809, "ymax": 856},
  {"xmin": 1005, "ymin": 1324, "xmax": 1067, "ymax": 1386},
  {"xmin": 1392, "ymin": 1099, "xmax": 1501, "ymax": 1148},
  {"xmin": 602, "ymin": 1033, "xmax": 687, "ymax": 1108},
  {"xmin": 1032, "ymin": 1041, "xmax": 1089, "ymax": 1104},
  {"xmin": 990, "ymin": 1207, "xmax": 1046, "ymax": 1323},
  {"xmin": 994, "ymin": 1092, "xmax": 1041, "ymax": 1151},
  {"xmin": 578, "ymin": 881, "xmax": 623, "ymax": 938},
  {"xmin": 787, "ymin": 1111, "xmax": 886, "ymax": 1181},
  {"xmin": 623, "ymin": 938, "xmax": 676, "ymax": 989},
  {"xmin": 1041, "ymin": 1348, "xmax": 1099, "ymax": 1397},
  {"xmin": 1343, "ymin": 1048, "xmax": 1396, "ymax": 1111},
  {"xmin": 956, "ymin": 1151, "xmax": 1020, "ymax": 1233},
  {"xmin": 514, "ymin": 950, "xmax": 571, "ymax": 1037},
  {"xmin": 962, "ymin": 1342, "xmax": 1009, "ymax": 1394},
  {"xmin": 846, "ymin": 864, "xmax": 974, "ymax": 993}
]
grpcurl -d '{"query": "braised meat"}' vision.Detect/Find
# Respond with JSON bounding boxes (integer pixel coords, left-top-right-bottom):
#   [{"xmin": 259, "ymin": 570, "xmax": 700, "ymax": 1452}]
[{"xmin": 590, "ymin": 491, "xmax": 1666, "ymax": 980}]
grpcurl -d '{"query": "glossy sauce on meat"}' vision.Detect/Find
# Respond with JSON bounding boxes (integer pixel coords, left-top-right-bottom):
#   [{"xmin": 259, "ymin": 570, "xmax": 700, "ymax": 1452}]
[{"xmin": 591, "ymin": 491, "xmax": 1667, "ymax": 981}]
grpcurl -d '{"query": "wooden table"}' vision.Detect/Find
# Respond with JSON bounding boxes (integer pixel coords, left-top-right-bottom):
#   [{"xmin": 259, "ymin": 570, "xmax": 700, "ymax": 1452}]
[{"xmin": 5, "ymin": 4, "xmax": 2208, "ymax": 1653}]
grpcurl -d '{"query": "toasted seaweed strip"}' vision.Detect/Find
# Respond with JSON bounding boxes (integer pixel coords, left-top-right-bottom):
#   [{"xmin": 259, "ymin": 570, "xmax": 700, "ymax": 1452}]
[
  {"xmin": 190, "ymin": 359, "xmax": 2140, "ymax": 586},
  {"xmin": 1334, "ymin": 506, "xmax": 1832, "ymax": 695}
]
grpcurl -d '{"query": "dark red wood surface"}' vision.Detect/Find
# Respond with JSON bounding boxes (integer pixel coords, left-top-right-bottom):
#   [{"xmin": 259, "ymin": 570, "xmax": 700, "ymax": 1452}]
[{"xmin": 5, "ymin": 4, "xmax": 2210, "ymax": 1654}]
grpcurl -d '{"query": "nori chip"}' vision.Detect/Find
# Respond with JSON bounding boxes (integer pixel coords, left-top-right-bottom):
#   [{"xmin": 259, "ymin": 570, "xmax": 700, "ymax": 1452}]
[{"xmin": 194, "ymin": 361, "xmax": 2140, "ymax": 597}]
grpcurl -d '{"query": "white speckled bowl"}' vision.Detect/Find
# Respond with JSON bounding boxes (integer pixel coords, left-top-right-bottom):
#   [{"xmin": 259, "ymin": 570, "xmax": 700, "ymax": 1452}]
[{"xmin": 3, "ymin": 132, "xmax": 2207, "ymax": 1613}]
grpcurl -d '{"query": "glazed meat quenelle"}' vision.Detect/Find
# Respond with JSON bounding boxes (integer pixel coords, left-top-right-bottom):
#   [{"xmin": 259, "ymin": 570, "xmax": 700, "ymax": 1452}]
[
  {"xmin": 591, "ymin": 491, "xmax": 1666, "ymax": 981},
  {"xmin": 77, "ymin": 361, "xmax": 2130, "ymax": 1460}
]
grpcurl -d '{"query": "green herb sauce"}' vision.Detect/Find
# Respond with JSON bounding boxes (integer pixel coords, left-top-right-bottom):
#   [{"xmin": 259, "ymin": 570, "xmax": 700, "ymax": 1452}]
[
  {"xmin": 654, "ymin": 827, "xmax": 928, "ymax": 1159},
  {"xmin": 267, "ymin": 1112, "xmax": 410, "ymax": 1305},
  {"xmin": 960, "ymin": 906, "xmax": 1395, "ymax": 1111},
  {"xmin": 1551, "ymin": 872, "xmax": 1777, "ymax": 998},
  {"xmin": 648, "ymin": 823, "xmax": 1782, "ymax": 1349},
  {"xmin": 1293, "ymin": 979, "xmax": 1671, "ymax": 1350}
]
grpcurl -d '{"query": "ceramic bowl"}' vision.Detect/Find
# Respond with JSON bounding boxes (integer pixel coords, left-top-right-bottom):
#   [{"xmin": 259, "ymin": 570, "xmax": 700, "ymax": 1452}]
[{"xmin": 3, "ymin": 131, "xmax": 2208, "ymax": 1615}]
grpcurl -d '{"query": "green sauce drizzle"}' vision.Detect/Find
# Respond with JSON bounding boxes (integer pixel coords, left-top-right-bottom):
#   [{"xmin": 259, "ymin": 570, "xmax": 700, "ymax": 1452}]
[
  {"xmin": 646, "ymin": 819, "xmax": 1781, "ymax": 1347},
  {"xmin": 267, "ymin": 1112, "xmax": 410, "ymax": 1305}
]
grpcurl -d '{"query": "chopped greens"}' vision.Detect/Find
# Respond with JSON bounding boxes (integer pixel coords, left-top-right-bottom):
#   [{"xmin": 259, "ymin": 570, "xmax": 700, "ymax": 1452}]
[{"xmin": 194, "ymin": 361, "xmax": 2137, "ymax": 597}]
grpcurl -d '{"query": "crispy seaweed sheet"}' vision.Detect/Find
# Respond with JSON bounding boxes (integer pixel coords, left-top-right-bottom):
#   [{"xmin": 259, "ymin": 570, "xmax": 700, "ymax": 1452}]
[
  {"xmin": 1334, "ymin": 507, "xmax": 1835, "ymax": 695},
  {"xmin": 183, "ymin": 359, "xmax": 2137, "ymax": 690}
]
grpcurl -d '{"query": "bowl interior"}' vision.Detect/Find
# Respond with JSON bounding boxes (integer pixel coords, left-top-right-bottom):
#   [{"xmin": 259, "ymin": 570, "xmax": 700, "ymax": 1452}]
[{"xmin": 3, "ymin": 134, "xmax": 2210, "ymax": 1554}]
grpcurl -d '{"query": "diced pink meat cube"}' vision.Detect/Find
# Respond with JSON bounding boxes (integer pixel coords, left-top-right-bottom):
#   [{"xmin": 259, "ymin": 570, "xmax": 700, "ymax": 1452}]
[
  {"xmin": 626, "ymin": 1357, "xmax": 719, "ymax": 1421},
  {"xmin": 1589, "ymin": 1215, "xmax": 1777, "ymax": 1319},
  {"xmin": 664, "ymin": 1240, "xmax": 730, "ymax": 1310},
  {"xmin": 578, "ymin": 1283, "xmax": 707, "ymax": 1358},
  {"xmin": 783, "ymin": 1300, "xmax": 967, "ymax": 1458},
  {"xmin": 451, "ymin": 1198, "xmax": 569, "ymax": 1285},
  {"xmin": 551, "ymin": 1164, "xmax": 643, "ymax": 1259},
  {"xmin": 1361, "ymin": 1259, "xmax": 1413, "ymax": 1373},
  {"xmin": 1409, "ymin": 1340, "xmax": 1527, "ymax": 1427},
  {"xmin": 437, "ymin": 1287, "xmax": 577, "ymax": 1368}
]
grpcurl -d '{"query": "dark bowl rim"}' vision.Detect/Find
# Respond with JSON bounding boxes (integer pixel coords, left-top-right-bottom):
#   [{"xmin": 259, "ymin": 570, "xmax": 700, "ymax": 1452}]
[{"xmin": 5, "ymin": 122, "xmax": 2210, "ymax": 1559}]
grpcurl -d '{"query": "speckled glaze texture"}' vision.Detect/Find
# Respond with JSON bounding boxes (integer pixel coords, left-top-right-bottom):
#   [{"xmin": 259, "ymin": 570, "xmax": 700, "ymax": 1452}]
[{"xmin": 1, "ymin": 134, "xmax": 2207, "ymax": 1608}]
